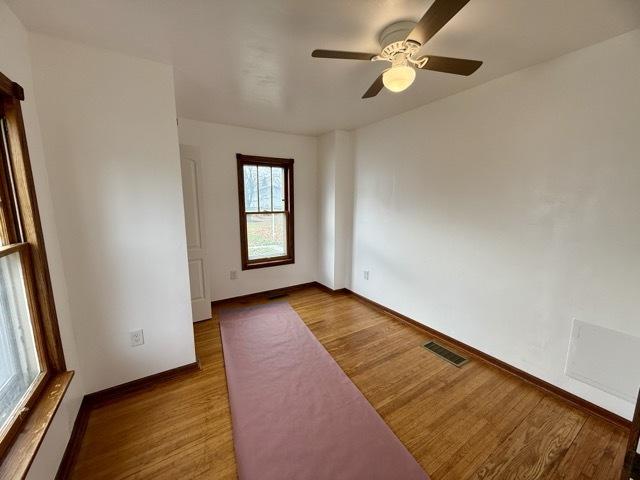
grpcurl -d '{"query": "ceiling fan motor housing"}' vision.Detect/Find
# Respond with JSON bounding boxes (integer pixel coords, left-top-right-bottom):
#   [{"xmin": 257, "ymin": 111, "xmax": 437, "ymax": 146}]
[
  {"xmin": 378, "ymin": 21, "xmax": 417, "ymax": 49},
  {"xmin": 376, "ymin": 21, "xmax": 426, "ymax": 68}
]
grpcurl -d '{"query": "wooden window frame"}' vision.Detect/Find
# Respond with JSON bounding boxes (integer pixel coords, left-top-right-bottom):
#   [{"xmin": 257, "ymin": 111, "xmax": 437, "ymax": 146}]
[
  {"xmin": 0, "ymin": 71, "xmax": 73, "ymax": 479},
  {"xmin": 236, "ymin": 154, "xmax": 295, "ymax": 270}
]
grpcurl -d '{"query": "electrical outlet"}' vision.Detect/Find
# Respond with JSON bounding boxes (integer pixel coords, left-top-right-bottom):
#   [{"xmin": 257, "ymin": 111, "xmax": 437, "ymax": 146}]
[
  {"xmin": 364, "ymin": 270, "xmax": 370, "ymax": 280},
  {"xmin": 129, "ymin": 329, "xmax": 144, "ymax": 347},
  {"xmin": 230, "ymin": 270, "xmax": 237, "ymax": 280}
]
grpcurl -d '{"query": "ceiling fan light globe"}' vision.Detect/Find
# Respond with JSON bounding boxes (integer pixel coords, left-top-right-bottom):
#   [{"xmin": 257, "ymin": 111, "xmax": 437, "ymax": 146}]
[{"xmin": 382, "ymin": 65, "xmax": 416, "ymax": 93}]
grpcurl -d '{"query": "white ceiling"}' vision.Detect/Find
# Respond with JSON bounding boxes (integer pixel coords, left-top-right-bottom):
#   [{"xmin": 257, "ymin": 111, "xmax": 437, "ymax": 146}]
[{"xmin": 8, "ymin": 0, "xmax": 640, "ymax": 135}]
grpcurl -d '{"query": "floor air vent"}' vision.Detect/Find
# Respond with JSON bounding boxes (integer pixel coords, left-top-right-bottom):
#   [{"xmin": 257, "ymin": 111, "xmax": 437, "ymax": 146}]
[
  {"xmin": 423, "ymin": 341, "xmax": 469, "ymax": 367},
  {"xmin": 267, "ymin": 291, "xmax": 288, "ymax": 300}
]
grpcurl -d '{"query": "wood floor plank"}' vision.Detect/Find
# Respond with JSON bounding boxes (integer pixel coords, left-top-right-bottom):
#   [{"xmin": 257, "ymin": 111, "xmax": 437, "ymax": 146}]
[
  {"xmin": 435, "ymin": 385, "xmax": 544, "ymax": 480},
  {"xmin": 68, "ymin": 287, "xmax": 628, "ymax": 479},
  {"xmin": 553, "ymin": 416, "xmax": 616, "ymax": 479},
  {"xmin": 591, "ymin": 427, "xmax": 629, "ymax": 480},
  {"xmin": 469, "ymin": 396, "xmax": 588, "ymax": 479}
]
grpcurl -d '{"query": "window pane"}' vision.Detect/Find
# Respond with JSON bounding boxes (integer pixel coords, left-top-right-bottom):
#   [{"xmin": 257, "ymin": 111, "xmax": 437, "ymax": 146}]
[
  {"xmin": 0, "ymin": 117, "xmax": 22, "ymax": 246},
  {"xmin": 246, "ymin": 213, "xmax": 287, "ymax": 260},
  {"xmin": 0, "ymin": 251, "xmax": 41, "ymax": 432},
  {"xmin": 243, "ymin": 165, "xmax": 258, "ymax": 212},
  {"xmin": 272, "ymin": 167, "xmax": 285, "ymax": 212},
  {"xmin": 258, "ymin": 166, "xmax": 272, "ymax": 212}
]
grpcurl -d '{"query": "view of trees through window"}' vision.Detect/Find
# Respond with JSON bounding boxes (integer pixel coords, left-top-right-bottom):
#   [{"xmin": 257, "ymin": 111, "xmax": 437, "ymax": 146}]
[
  {"xmin": 243, "ymin": 165, "xmax": 287, "ymax": 260},
  {"xmin": 237, "ymin": 154, "xmax": 294, "ymax": 270}
]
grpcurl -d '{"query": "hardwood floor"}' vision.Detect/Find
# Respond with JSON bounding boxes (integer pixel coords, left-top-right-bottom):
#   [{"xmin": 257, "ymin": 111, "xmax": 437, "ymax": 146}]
[{"xmin": 68, "ymin": 287, "xmax": 627, "ymax": 479}]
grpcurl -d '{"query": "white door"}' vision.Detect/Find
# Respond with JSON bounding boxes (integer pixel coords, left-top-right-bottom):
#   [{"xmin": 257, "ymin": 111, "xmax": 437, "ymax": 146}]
[{"xmin": 180, "ymin": 145, "xmax": 211, "ymax": 322}]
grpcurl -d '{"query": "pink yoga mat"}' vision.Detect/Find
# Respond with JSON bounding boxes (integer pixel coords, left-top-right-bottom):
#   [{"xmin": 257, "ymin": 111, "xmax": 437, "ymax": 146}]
[{"xmin": 219, "ymin": 302, "xmax": 430, "ymax": 480}]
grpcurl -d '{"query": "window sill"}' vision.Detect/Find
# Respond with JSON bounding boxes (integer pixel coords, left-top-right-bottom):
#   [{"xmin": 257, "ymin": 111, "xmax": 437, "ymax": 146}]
[
  {"xmin": 242, "ymin": 258, "xmax": 295, "ymax": 270},
  {"xmin": 0, "ymin": 371, "xmax": 74, "ymax": 480}
]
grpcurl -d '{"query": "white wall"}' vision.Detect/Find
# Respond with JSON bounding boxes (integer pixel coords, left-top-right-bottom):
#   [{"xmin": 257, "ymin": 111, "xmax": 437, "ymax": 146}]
[
  {"xmin": 351, "ymin": 29, "xmax": 640, "ymax": 419},
  {"xmin": 178, "ymin": 119, "xmax": 318, "ymax": 301},
  {"xmin": 0, "ymin": 4, "xmax": 86, "ymax": 478},
  {"xmin": 29, "ymin": 34, "xmax": 196, "ymax": 394},
  {"xmin": 317, "ymin": 130, "xmax": 354, "ymax": 290},
  {"xmin": 333, "ymin": 132, "xmax": 355, "ymax": 290},
  {"xmin": 317, "ymin": 133, "xmax": 337, "ymax": 288}
]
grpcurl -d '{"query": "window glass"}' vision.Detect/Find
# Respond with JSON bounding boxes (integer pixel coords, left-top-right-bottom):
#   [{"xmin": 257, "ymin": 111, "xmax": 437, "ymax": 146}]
[
  {"xmin": 258, "ymin": 166, "xmax": 272, "ymax": 212},
  {"xmin": 272, "ymin": 167, "xmax": 285, "ymax": 212},
  {"xmin": 246, "ymin": 213, "xmax": 287, "ymax": 260},
  {"xmin": 0, "ymin": 118, "xmax": 21, "ymax": 246},
  {"xmin": 243, "ymin": 165, "xmax": 258, "ymax": 212},
  {"xmin": 0, "ymin": 251, "xmax": 40, "ymax": 432}
]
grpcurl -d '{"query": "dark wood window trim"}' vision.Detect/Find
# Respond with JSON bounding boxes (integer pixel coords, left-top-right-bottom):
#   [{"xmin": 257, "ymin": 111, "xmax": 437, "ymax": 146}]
[
  {"xmin": 236, "ymin": 154, "xmax": 294, "ymax": 270},
  {"xmin": 0, "ymin": 71, "xmax": 73, "ymax": 480}
]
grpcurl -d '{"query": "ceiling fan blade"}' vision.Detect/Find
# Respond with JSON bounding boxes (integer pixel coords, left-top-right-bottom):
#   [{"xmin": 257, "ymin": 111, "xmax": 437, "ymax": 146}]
[
  {"xmin": 418, "ymin": 55, "xmax": 482, "ymax": 76},
  {"xmin": 312, "ymin": 50, "xmax": 377, "ymax": 61},
  {"xmin": 406, "ymin": 0, "xmax": 471, "ymax": 46},
  {"xmin": 362, "ymin": 74, "xmax": 384, "ymax": 99}
]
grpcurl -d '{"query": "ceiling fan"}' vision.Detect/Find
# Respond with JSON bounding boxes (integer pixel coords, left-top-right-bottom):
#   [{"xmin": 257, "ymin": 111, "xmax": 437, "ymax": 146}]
[{"xmin": 311, "ymin": 0, "xmax": 482, "ymax": 99}]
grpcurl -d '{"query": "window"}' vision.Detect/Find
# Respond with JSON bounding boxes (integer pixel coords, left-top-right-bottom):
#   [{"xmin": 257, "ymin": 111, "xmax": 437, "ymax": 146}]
[
  {"xmin": 0, "ymin": 71, "xmax": 70, "ymax": 476},
  {"xmin": 236, "ymin": 154, "xmax": 294, "ymax": 270}
]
